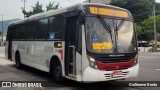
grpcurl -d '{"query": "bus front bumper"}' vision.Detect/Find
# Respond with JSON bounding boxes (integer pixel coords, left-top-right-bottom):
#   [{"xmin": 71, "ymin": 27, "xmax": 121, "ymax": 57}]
[{"xmin": 83, "ymin": 63, "xmax": 139, "ymax": 82}]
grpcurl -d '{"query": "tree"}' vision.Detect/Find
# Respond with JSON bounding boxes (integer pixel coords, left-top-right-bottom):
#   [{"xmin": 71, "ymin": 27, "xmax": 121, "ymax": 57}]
[
  {"xmin": 111, "ymin": 0, "xmax": 160, "ymax": 41},
  {"xmin": 141, "ymin": 15, "xmax": 160, "ymax": 40},
  {"xmin": 22, "ymin": 1, "xmax": 59, "ymax": 18},
  {"xmin": 111, "ymin": 0, "xmax": 127, "ymax": 8},
  {"xmin": 155, "ymin": 3, "xmax": 160, "ymax": 15},
  {"xmin": 134, "ymin": 23, "xmax": 143, "ymax": 40},
  {"xmin": 0, "ymin": 31, "xmax": 1, "ymax": 35},
  {"xmin": 46, "ymin": 2, "xmax": 59, "ymax": 11},
  {"xmin": 111, "ymin": 0, "xmax": 158, "ymax": 24},
  {"xmin": 22, "ymin": 1, "xmax": 44, "ymax": 17}
]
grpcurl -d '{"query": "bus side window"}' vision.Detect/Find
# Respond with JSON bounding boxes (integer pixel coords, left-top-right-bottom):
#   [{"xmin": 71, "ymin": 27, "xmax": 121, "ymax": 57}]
[
  {"xmin": 18, "ymin": 24, "xmax": 27, "ymax": 40},
  {"xmin": 26, "ymin": 22, "xmax": 36, "ymax": 40},
  {"xmin": 48, "ymin": 16, "xmax": 65, "ymax": 40},
  {"xmin": 12, "ymin": 26, "xmax": 19, "ymax": 40},
  {"xmin": 36, "ymin": 18, "xmax": 48, "ymax": 40}
]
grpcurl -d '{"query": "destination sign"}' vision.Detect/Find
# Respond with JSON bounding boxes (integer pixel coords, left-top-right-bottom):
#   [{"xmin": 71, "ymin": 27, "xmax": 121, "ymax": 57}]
[
  {"xmin": 89, "ymin": 7, "xmax": 129, "ymax": 18},
  {"xmin": 92, "ymin": 42, "xmax": 113, "ymax": 50}
]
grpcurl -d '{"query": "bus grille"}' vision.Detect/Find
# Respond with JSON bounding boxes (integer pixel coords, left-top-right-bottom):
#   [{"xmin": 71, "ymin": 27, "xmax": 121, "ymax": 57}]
[
  {"xmin": 96, "ymin": 57, "xmax": 135, "ymax": 71},
  {"xmin": 97, "ymin": 56, "xmax": 132, "ymax": 63}
]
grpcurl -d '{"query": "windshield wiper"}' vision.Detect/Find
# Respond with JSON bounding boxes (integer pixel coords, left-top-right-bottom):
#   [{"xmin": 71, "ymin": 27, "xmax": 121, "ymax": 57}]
[
  {"xmin": 97, "ymin": 15, "xmax": 113, "ymax": 43},
  {"xmin": 115, "ymin": 18, "xmax": 125, "ymax": 40}
]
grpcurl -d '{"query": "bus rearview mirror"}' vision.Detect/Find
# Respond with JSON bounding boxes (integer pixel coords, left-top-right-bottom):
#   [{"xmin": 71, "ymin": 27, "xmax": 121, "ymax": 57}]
[{"xmin": 79, "ymin": 14, "xmax": 86, "ymax": 25}]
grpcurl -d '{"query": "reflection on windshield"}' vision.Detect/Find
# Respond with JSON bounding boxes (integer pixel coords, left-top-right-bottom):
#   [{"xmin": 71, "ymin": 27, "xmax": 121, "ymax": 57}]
[
  {"xmin": 85, "ymin": 17, "xmax": 137, "ymax": 54},
  {"xmin": 85, "ymin": 17, "xmax": 116, "ymax": 53},
  {"xmin": 116, "ymin": 20, "xmax": 135, "ymax": 53}
]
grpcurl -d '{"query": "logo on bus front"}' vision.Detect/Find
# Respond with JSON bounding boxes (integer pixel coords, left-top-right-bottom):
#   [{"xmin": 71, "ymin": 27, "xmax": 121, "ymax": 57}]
[{"xmin": 116, "ymin": 66, "xmax": 119, "ymax": 69}]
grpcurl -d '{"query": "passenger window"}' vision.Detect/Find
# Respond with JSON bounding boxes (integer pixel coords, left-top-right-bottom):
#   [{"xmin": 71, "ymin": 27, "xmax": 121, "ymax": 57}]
[
  {"xmin": 18, "ymin": 24, "xmax": 26, "ymax": 40},
  {"xmin": 26, "ymin": 22, "xmax": 36, "ymax": 40},
  {"xmin": 36, "ymin": 18, "xmax": 48, "ymax": 40},
  {"xmin": 48, "ymin": 16, "xmax": 65, "ymax": 40},
  {"xmin": 12, "ymin": 26, "xmax": 19, "ymax": 40}
]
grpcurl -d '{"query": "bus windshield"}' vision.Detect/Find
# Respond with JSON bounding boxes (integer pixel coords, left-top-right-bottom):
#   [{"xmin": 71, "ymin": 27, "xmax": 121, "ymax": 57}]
[{"xmin": 85, "ymin": 17, "xmax": 137, "ymax": 54}]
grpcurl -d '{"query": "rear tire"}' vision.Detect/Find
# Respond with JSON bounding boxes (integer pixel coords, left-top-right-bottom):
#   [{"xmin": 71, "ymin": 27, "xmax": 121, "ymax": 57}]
[
  {"xmin": 51, "ymin": 62, "xmax": 64, "ymax": 83},
  {"xmin": 15, "ymin": 53, "xmax": 23, "ymax": 69}
]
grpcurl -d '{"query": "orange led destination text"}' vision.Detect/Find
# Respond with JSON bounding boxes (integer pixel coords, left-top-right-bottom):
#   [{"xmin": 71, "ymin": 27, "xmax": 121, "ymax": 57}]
[{"xmin": 89, "ymin": 7, "xmax": 128, "ymax": 18}]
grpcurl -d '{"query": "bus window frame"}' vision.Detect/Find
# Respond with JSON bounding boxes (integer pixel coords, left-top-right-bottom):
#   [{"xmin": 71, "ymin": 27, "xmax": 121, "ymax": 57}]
[{"xmin": 64, "ymin": 11, "xmax": 85, "ymax": 54}]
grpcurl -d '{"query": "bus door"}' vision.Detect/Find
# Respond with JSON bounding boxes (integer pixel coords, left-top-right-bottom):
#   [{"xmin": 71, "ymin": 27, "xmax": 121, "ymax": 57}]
[
  {"xmin": 65, "ymin": 16, "xmax": 79, "ymax": 77},
  {"xmin": 7, "ymin": 27, "xmax": 12, "ymax": 60}
]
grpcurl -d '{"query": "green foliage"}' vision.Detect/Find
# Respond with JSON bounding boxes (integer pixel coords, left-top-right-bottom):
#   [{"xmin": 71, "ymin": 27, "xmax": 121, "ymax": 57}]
[
  {"xmin": 46, "ymin": 2, "xmax": 59, "ymax": 11},
  {"xmin": 0, "ymin": 32, "xmax": 6, "ymax": 36},
  {"xmin": 134, "ymin": 23, "xmax": 143, "ymax": 39},
  {"xmin": 111, "ymin": 0, "xmax": 158, "ymax": 24},
  {"xmin": 1, "ymin": 33, "xmax": 6, "ymax": 36},
  {"xmin": 141, "ymin": 15, "xmax": 160, "ymax": 40},
  {"xmin": 155, "ymin": 3, "xmax": 160, "ymax": 15},
  {"xmin": 111, "ymin": 0, "xmax": 160, "ymax": 41},
  {"xmin": 0, "ymin": 31, "xmax": 1, "ymax": 35},
  {"xmin": 22, "ymin": 1, "xmax": 59, "ymax": 18},
  {"xmin": 22, "ymin": 1, "xmax": 43, "ymax": 17},
  {"xmin": 111, "ymin": 0, "xmax": 126, "ymax": 7}
]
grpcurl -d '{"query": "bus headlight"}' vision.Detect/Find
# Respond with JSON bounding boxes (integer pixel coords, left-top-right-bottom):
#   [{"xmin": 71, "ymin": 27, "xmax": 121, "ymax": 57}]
[
  {"xmin": 134, "ymin": 55, "xmax": 138, "ymax": 65},
  {"xmin": 87, "ymin": 56, "xmax": 98, "ymax": 69}
]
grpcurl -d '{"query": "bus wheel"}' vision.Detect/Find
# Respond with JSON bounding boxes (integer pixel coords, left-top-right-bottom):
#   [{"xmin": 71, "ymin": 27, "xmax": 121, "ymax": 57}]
[
  {"xmin": 52, "ymin": 62, "xmax": 64, "ymax": 83},
  {"xmin": 15, "ymin": 53, "xmax": 23, "ymax": 69}
]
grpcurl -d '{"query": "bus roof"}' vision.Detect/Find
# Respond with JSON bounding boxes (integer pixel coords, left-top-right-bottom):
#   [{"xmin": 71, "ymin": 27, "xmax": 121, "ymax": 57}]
[{"xmin": 9, "ymin": 3, "xmax": 131, "ymax": 26}]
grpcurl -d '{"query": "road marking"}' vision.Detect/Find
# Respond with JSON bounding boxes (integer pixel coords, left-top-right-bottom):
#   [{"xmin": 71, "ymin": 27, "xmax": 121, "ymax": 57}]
[
  {"xmin": 139, "ymin": 56, "xmax": 157, "ymax": 58},
  {"xmin": 155, "ymin": 69, "xmax": 160, "ymax": 71},
  {"xmin": 153, "ymin": 52, "xmax": 160, "ymax": 54}
]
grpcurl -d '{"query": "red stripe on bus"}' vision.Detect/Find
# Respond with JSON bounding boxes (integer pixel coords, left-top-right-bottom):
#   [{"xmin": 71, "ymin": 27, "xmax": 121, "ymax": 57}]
[
  {"xmin": 96, "ymin": 57, "xmax": 135, "ymax": 71},
  {"xmin": 58, "ymin": 50, "xmax": 63, "ymax": 60}
]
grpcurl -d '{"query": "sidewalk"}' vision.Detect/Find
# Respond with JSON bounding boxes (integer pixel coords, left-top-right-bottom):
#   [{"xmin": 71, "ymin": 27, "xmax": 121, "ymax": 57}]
[
  {"xmin": 0, "ymin": 54, "xmax": 5, "ymax": 58},
  {"xmin": 138, "ymin": 47, "xmax": 160, "ymax": 52}
]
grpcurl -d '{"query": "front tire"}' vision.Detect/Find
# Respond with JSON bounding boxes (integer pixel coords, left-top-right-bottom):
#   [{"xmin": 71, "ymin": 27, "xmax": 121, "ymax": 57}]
[
  {"xmin": 51, "ymin": 62, "xmax": 64, "ymax": 83},
  {"xmin": 15, "ymin": 53, "xmax": 23, "ymax": 69}
]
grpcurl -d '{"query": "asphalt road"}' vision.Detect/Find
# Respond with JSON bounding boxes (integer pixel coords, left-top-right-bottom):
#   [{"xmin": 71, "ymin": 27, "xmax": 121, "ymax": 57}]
[{"xmin": 0, "ymin": 47, "xmax": 160, "ymax": 90}]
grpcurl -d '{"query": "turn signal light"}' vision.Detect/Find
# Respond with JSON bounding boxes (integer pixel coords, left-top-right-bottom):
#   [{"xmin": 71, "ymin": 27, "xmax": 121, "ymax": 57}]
[{"xmin": 54, "ymin": 42, "xmax": 62, "ymax": 48}]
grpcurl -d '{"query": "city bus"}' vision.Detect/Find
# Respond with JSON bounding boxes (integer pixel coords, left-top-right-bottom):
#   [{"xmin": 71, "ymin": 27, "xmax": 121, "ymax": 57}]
[{"xmin": 5, "ymin": 3, "xmax": 139, "ymax": 83}]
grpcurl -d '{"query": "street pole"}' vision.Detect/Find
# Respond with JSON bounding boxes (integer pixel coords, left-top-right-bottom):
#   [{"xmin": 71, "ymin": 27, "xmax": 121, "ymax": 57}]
[
  {"xmin": 145, "ymin": 0, "xmax": 157, "ymax": 51},
  {"xmin": 21, "ymin": 0, "xmax": 27, "ymax": 19},
  {"xmin": 153, "ymin": 5, "xmax": 157, "ymax": 51},
  {"xmin": 89, "ymin": 0, "xmax": 90, "ymax": 3}
]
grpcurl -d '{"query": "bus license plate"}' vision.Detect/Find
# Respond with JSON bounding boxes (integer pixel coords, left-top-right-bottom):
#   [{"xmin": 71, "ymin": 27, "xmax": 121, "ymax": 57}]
[{"xmin": 112, "ymin": 71, "xmax": 122, "ymax": 77}]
